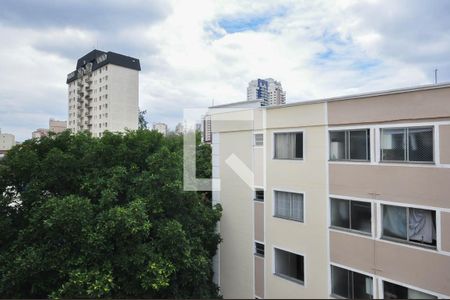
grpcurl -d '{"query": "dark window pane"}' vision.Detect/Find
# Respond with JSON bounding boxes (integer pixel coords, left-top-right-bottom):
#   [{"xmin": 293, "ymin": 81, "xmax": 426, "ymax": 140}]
[
  {"xmin": 331, "ymin": 198, "xmax": 350, "ymax": 229},
  {"xmin": 295, "ymin": 132, "xmax": 303, "ymax": 159},
  {"xmin": 274, "ymin": 248, "xmax": 304, "ymax": 283},
  {"xmin": 408, "ymin": 127, "xmax": 433, "ymax": 162},
  {"xmin": 382, "ymin": 128, "xmax": 406, "ymax": 161},
  {"xmin": 351, "ymin": 201, "xmax": 371, "ymax": 233},
  {"xmin": 350, "ymin": 130, "xmax": 369, "ymax": 160},
  {"xmin": 353, "ymin": 271, "xmax": 373, "ymax": 299},
  {"xmin": 384, "ymin": 281, "xmax": 409, "ymax": 299},
  {"xmin": 331, "ymin": 265, "xmax": 350, "ymax": 298},
  {"xmin": 255, "ymin": 243, "xmax": 264, "ymax": 256},
  {"xmin": 383, "ymin": 205, "xmax": 407, "ymax": 240},
  {"xmin": 330, "ymin": 131, "xmax": 346, "ymax": 160},
  {"xmin": 255, "ymin": 190, "xmax": 264, "ymax": 201}
]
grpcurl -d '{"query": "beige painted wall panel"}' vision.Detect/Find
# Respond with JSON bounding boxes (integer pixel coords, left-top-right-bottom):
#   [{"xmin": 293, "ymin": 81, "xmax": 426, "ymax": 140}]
[
  {"xmin": 253, "ymin": 148, "xmax": 263, "ymax": 187},
  {"xmin": 440, "ymin": 125, "xmax": 450, "ymax": 164},
  {"xmin": 253, "ymin": 109, "xmax": 264, "ymax": 131},
  {"xmin": 330, "ymin": 231, "xmax": 450, "ymax": 296},
  {"xmin": 211, "ymin": 110, "xmax": 254, "ymax": 133},
  {"xmin": 441, "ymin": 212, "xmax": 450, "ymax": 252},
  {"xmin": 265, "ymin": 125, "xmax": 329, "ymax": 298},
  {"xmin": 219, "ymin": 131, "xmax": 254, "ymax": 298},
  {"xmin": 330, "ymin": 164, "xmax": 450, "ymax": 209},
  {"xmin": 254, "ymin": 202, "xmax": 264, "ymax": 242},
  {"xmin": 267, "ymin": 102, "xmax": 326, "ymax": 129},
  {"xmin": 328, "ymin": 87, "xmax": 450, "ymax": 125},
  {"xmin": 254, "ymin": 256, "xmax": 265, "ymax": 298}
]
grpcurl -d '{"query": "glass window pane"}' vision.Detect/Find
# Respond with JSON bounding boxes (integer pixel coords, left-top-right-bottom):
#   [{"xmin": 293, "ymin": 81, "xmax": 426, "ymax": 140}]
[
  {"xmin": 275, "ymin": 191, "xmax": 290, "ymax": 218},
  {"xmin": 383, "ymin": 205, "xmax": 407, "ymax": 240},
  {"xmin": 331, "ymin": 198, "xmax": 350, "ymax": 229},
  {"xmin": 409, "ymin": 208, "xmax": 436, "ymax": 245},
  {"xmin": 350, "ymin": 130, "xmax": 369, "ymax": 160},
  {"xmin": 353, "ymin": 272, "xmax": 373, "ymax": 299},
  {"xmin": 291, "ymin": 194, "xmax": 304, "ymax": 222},
  {"xmin": 351, "ymin": 201, "xmax": 371, "ymax": 233},
  {"xmin": 295, "ymin": 132, "xmax": 303, "ymax": 159},
  {"xmin": 331, "ymin": 265, "xmax": 350, "ymax": 298},
  {"xmin": 407, "ymin": 287, "xmax": 437, "ymax": 299},
  {"xmin": 408, "ymin": 127, "xmax": 433, "ymax": 162},
  {"xmin": 274, "ymin": 133, "xmax": 290, "ymax": 159},
  {"xmin": 330, "ymin": 131, "xmax": 346, "ymax": 160},
  {"xmin": 381, "ymin": 128, "xmax": 406, "ymax": 161}
]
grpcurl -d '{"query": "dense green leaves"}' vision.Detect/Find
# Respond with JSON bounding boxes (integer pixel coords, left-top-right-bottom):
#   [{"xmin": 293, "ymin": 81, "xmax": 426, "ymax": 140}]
[{"xmin": 0, "ymin": 130, "xmax": 221, "ymax": 298}]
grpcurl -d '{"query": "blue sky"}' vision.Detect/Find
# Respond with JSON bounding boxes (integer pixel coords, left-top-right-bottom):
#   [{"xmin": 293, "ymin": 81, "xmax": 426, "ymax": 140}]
[{"xmin": 1, "ymin": 0, "xmax": 450, "ymax": 141}]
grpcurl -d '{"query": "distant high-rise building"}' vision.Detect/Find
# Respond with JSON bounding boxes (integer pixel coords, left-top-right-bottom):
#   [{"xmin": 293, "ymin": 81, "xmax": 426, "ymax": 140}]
[
  {"xmin": 153, "ymin": 123, "xmax": 168, "ymax": 136},
  {"xmin": 66, "ymin": 49, "xmax": 141, "ymax": 138},
  {"xmin": 247, "ymin": 78, "xmax": 286, "ymax": 106}
]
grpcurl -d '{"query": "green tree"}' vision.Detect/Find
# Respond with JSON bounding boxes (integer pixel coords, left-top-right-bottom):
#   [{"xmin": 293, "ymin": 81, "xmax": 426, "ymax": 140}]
[
  {"xmin": 138, "ymin": 109, "xmax": 148, "ymax": 129},
  {"xmin": 0, "ymin": 130, "xmax": 221, "ymax": 298}
]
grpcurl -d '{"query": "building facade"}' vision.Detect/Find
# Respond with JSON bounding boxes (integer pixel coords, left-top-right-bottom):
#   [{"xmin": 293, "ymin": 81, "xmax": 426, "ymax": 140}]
[
  {"xmin": 209, "ymin": 83, "xmax": 450, "ymax": 299},
  {"xmin": 66, "ymin": 50, "xmax": 140, "ymax": 137},
  {"xmin": 32, "ymin": 119, "xmax": 67, "ymax": 138},
  {"xmin": 153, "ymin": 123, "xmax": 168, "ymax": 136},
  {"xmin": 247, "ymin": 78, "xmax": 286, "ymax": 106},
  {"xmin": 0, "ymin": 130, "xmax": 15, "ymax": 151}
]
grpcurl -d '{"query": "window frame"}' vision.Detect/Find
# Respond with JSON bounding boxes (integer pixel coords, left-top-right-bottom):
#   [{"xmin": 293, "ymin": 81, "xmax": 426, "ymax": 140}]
[
  {"xmin": 382, "ymin": 280, "xmax": 438, "ymax": 299},
  {"xmin": 273, "ymin": 189, "xmax": 305, "ymax": 223},
  {"xmin": 255, "ymin": 242, "xmax": 265, "ymax": 257},
  {"xmin": 330, "ymin": 264, "xmax": 374, "ymax": 299},
  {"xmin": 273, "ymin": 247, "xmax": 305, "ymax": 285},
  {"xmin": 254, "ymin": 133, "xmax": 264, "ymax": 147},
  {"xmin": 330, "ymin": 198, "xmax": 372, "ymax": 236},
  {"xmin": 329, "ymin": 129, "xmax": 370, "ymax": 162},
  {"xmin": 380, "ymin": 126, "xmax": 434, "ymax": 164},
  {"xmin": 381, "ymin": 204, "xmax": 437, "ymax": 249},
  {"xmin": 273, "ymin": 131, "xmax": 304, "ymax": 160}
]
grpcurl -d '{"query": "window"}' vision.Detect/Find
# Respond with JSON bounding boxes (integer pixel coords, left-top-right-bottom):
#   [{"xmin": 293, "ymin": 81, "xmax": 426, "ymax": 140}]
[
  {"xmin": 274, "ymin": 132, "xmax": 303, "ymax": 159},
  {"xmin": 330, "ymin": 198, "xmax": 371, "ymax": 234},
  {"xmin": 274, "ymin": 248, "xmax": 304, "ymax": 284},
  {"xmin": 331, "ymin": 265, "xmax": 373, "ymax": 299},
  {"xmin": 382, "ymin": 205, "xmax": 436, "ymax": 248},
  {"xmin": 383, "ymin": 281, "xmax": 437, "ymax": 299},
  {"xmin": 274, "ymin": 191, "xmax": 303, "ymax": 222},
  {"xmin": 255, "ymin": 242, "xmax": 264, "ymax": 257},
  {"xmin": 381, "ymin": 127, "xmax": 433, "ymax": 162},
  {"xmin": 254, "ymin": 133, "xmax": 264, "ymax": 146},
  {"xmin": 255, "ymin": 189, "xmax": 264, "ymax": 202},
  {"xmin": 330, "ymin": 129, "xmax": 370, "ymax": 161}
]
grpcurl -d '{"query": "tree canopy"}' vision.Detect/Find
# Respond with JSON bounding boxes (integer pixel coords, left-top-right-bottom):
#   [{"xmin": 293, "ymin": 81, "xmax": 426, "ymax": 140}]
[{"xmin": 0, "ymin": 130, "xmax": 221, "ymax": 298}]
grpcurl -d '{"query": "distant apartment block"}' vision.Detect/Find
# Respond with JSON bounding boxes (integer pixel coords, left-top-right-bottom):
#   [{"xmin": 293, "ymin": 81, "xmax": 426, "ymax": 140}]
[
  {"xmin": 153, "ymin": 123, "xmax": 168, "ymax": 136},
  {"xmin": 32, "ymin": 119, "xmax": 67, "ymax": 138},
  {"xmin": 66, "ymin": 50, "xmax": 140, "ymax": 137},
  {"xmin": 209, "ymin": 83, "xmax": 450, "ymax": 299},
  {"xmin": 247, "ymin": 78, "xmax": 286, "ymax": 106},
  {"xmin": 175, "ymin": 122, "xmax": 184, "ymax": 135},
  {"xmin": 0, "ymin": 129, "xmax": 15, "ymax": 151}
]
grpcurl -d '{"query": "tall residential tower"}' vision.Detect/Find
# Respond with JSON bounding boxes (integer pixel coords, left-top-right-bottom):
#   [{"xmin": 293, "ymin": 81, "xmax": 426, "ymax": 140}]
[{"xmin": 66, "ymin": 50, "xmax": 141, "ymax": 137}]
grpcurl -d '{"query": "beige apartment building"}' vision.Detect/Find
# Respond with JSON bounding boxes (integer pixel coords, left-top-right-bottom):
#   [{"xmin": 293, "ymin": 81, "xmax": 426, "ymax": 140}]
[
  {"xmin": 209, "ymin": 83, "xmax": 450, "ymax": 299},
  {"xmin": 32, "ymin": 119, "xmax": 67, "ymax": 138}
]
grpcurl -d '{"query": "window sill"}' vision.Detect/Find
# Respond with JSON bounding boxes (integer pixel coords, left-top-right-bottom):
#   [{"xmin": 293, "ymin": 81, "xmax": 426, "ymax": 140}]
[
  {"xmin": 273, "ymin": 273, "xmax": 304, "ymax": 286},
  {"xmin": 274, "ymin": 215, "xmax": 304, "ymax": 223},
  {"xmin": 254, "ymin": 253, "xmax": 265, "ymax": 258},
  {"xmin": 381, "ymin": 236, "xmax": 437, "ymax": 250},
  {"xmin": 253, "ymin": 198, "xmax": 264, "ymax": 202},
  {"xmin": 329, "ymin": 159, "xmax": 370, "ymax": 163},
  {"xmin": 329, "ymin": 226, "xmax": 372, "ymax": 237},
  {"xmin": 379, "ymin": 160, "xmax": 435, "ymax": 165},
  {"xmin": 273, "ymin": 158, "xmax": 304, "ymax": 161}
]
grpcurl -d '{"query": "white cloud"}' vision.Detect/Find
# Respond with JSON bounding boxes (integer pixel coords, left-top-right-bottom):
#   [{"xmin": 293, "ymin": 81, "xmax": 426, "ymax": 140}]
[{"xmin": 1, "ymin": 0, "xmax": 449, "ymax": 140}]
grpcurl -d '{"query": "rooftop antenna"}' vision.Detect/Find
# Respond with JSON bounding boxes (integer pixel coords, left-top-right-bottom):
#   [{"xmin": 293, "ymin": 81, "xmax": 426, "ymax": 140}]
[{"xmin": 434, "ymin": 68, "xmax": 438, "ymax": 84}]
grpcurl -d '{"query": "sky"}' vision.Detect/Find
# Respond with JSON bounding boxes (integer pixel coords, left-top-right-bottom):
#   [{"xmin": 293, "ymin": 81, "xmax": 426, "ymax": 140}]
[{"xmin": 1, "ymin": 0, "xmax": 450, "ymax": 141}]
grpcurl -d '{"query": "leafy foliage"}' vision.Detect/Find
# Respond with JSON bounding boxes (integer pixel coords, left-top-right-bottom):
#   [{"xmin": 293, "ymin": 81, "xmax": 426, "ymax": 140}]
[
  {"xmin": 138, "ymin": 110, "xmax": 148, "ymax": 130},
  {"xmin": 0, "ymin": 130, "xmax": 221, "ymax": 298}
]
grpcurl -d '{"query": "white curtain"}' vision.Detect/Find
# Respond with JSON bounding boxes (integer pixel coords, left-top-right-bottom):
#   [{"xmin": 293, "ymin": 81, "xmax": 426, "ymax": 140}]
[
  {"xmin": 383, "ymin": 205, "xmax": 407, "ymax": 239},
  {"xmin": 409, "ymin": 208, "xmax": 435, "ymax": 244},
  {"xmin": 291, "ymin": 193, "xmax": 303, "ymax": 221},
  {"xmin": 275, "ymin": 133, "xmax": 294, "ymax": 159},
  {"xmin": 275, "ymin": 191, "xmax": 303, "ymax": 221}
]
